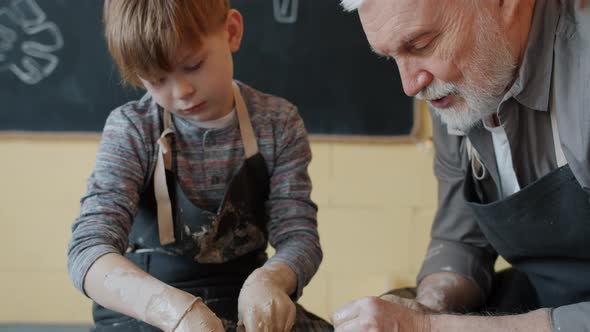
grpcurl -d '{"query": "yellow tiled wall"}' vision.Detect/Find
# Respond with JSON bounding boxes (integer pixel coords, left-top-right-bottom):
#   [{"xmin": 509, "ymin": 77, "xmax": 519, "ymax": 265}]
[{"xmin": 0, "ymin": 135, "xmax": 439, "ymax": 323}]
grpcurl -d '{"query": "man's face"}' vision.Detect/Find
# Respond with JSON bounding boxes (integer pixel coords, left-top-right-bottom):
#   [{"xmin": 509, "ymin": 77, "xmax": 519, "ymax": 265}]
[{"xmin": 359, "ymin": 0, "xmax": 517, "ymax": 131}]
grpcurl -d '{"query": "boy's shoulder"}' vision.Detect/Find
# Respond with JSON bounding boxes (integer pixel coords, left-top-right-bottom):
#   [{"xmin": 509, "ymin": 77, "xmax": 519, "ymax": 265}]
[
  {"xmin": 236, "ymin": 80, "xmax": 299, "ymax": 119},
  {"xmin": 103, "ymin": 92, "xmax": 162, "ymax": 140},
  {"xmin": 112, "ymin": 92, "xmax": 158, "ymax": 117},
  {"xmin": 106, "ymin": 92, "xmax": 160, "ymax": 124}
]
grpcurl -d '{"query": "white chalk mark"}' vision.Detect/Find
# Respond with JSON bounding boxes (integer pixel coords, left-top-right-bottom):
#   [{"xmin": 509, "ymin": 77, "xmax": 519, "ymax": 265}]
[
  {"xmin": 0, "ymin": 0, "xmax": 64, "ymax": 84},
  {"xmin": 273, "ymin": 0, "xmax": 299, "ymax": 24}
]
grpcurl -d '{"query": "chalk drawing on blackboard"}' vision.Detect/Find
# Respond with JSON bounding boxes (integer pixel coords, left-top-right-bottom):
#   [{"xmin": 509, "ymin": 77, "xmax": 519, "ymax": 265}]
[
  {"xmin": 0, "ymin": 0, "xmax": 64, "ymax": 85},
  {"xmin": 273, "ymin": 0, "xmax": 299, "ymax": 24}
]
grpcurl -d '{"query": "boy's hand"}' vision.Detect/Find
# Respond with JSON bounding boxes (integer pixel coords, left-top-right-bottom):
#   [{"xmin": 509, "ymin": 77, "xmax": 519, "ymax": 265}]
[
  {"xmin": 237, "ymin": 263, "xmax": 297, "ymax": 332},
  {"xmin": 174, "ymin": 298, "xmax": 225, "ymax": 332}
]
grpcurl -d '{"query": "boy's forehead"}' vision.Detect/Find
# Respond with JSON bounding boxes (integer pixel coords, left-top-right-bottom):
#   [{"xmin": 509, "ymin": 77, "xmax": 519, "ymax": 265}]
[
  {"xmin": 174, "ymin": 43, "xmax": 206, "ymax": 63},
  {"xmin": 140, "ymin": 44, "xmax": 205, "ymax": 78}
]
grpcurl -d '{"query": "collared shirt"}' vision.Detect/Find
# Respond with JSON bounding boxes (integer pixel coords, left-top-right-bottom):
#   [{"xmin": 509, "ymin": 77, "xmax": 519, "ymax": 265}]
[
  {"xmin": 67, "ymin": 81, "xmax": 321, "ymax": 300},
  {"xmin": 417, "ymin": 0, "xmax": 590, "ymax": 330}
]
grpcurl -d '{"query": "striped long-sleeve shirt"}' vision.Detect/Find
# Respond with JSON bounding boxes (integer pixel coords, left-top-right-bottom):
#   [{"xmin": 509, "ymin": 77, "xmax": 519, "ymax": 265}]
[{"xmin": 67, "ymin": 81, "xmax": 321, "ymax": 300}]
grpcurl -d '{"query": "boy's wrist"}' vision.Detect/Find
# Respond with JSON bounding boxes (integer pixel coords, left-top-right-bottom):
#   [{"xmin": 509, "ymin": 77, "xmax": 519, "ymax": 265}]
[
  {"xmin": 145, "ymin": 286, "xmax": 197, "ymax": 331},
  {"xmin": 254, "ymin": 261, "xmax": 297, "ymax": 295}
]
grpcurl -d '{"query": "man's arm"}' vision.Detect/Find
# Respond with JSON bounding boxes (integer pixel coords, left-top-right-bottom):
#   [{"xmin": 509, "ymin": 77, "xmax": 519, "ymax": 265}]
[
  {"xmin": 417, "ymin": 272, "xmax": 483, "ymax": 312},
  {"xmin": 331, "ymin": 297, "xmax": 552, "ymax": 332},
  {"xmin": 430, "ymin": 309, "xmax": 551, "ymax": 332},
  {"xmin": 414, "ymin": 112, "xmax": 497, "ymax": 312}
]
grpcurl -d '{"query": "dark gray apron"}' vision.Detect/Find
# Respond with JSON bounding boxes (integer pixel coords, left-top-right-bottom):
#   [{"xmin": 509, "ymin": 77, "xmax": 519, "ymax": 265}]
[
  {"xmin": 463, "ymin": 76, "xmax": 590, "ymax": 312},
  {"xmin": 92, "ymin": 84, "xmax": 270, "ymax": 332}
]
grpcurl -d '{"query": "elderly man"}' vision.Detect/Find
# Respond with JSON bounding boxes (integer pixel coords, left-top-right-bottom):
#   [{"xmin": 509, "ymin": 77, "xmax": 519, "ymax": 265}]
[{"xmin": 331, "ymin": 0, "xmax": 590, "ymax": 331}]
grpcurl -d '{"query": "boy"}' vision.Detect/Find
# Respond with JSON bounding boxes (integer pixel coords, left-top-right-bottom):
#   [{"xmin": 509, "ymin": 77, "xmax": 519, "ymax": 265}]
[{"xmin": 67, "ymin": 1, "xmax": 332, "ymax": 331}]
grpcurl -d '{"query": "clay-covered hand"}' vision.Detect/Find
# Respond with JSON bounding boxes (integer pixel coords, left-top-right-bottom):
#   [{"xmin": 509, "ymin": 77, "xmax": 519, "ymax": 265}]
[
  {"xmin": 237, "ymin": 262, "xmax": 297, "ymax": 332},
  {"xmin": 174, "ymin": 298, "xmax": 225, "ymax": 332}
]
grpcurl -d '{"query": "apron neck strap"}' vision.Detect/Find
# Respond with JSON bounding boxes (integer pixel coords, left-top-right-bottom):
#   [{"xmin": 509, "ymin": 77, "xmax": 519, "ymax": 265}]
[
  {"xmin": 152, "ymin": 83, "xmax": 258, "ymax": 245},
  {"xmin": 232, "ymin": 82, "xmax": 259, "ymax": 158},
  {"xmin": 550, "ymin": 61, "xmax": 567, "ymax": 168},
  {"xmin": 154, "ymin": 109, "xmax": 176, "ymax": 245}
]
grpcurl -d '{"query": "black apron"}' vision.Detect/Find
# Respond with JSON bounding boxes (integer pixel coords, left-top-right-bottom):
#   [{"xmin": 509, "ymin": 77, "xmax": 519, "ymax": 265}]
[
  {"xmin": 463, "ymin": 75, "xmax": 590, "ymax": 312},
  {"xmin": 92, "ymin": 83, "xmax": 270, "ymax": 332}
]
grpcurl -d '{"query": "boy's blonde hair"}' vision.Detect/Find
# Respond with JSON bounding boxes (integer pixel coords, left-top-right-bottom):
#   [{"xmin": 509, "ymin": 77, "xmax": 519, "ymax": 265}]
[{"xmin": 103, "ymin": 0, "xmax": 230, "ymax": 87}]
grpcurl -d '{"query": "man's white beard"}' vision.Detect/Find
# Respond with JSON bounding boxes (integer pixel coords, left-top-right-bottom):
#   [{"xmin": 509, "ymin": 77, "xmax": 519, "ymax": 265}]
[{"xmin": 416, "ymin": 14, "xmax": 517, "ymax": 132}]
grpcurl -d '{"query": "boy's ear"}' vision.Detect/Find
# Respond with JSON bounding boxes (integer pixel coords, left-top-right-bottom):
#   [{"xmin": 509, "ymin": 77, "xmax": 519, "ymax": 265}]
[{"xmin": 226, "ymin": 9, "xmax": 244, "ymax": 52}]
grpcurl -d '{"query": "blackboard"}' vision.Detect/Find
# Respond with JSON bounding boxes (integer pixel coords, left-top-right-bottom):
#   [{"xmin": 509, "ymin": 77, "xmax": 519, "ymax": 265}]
[{"xmin": 0, "ymin": 0, "xmax": 416, "ymax": 138}]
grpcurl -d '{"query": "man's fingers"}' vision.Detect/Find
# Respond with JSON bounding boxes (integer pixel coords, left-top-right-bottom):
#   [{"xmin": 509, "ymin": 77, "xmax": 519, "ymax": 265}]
[
  {"xmin": 380, "ymin": 294, "xmax": 437, "ymax": 313},
  {"xmin": 333, "ymin": 316, "xmax": 366, "ymax": 332},
  {"xmin": 380, "ymin": 294, "xmax": 418, "ymax": 309},
  {"xmin": 380, "ymin": 294, "xmax": 405, "ymax": 304},
  {"xmin": 331, "ymin": 299, "xmax": 365, "ymax": 326}
]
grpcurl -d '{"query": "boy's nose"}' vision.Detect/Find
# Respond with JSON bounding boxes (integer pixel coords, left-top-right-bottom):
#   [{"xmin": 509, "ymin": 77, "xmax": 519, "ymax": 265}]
[{"xmin": 173, "ymin": 78, "xmax": 195, "ymax": 100}]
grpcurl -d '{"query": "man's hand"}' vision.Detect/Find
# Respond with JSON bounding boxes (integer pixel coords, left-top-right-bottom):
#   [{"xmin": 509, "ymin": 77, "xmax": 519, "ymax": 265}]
[
  {"xmin": 380, "ymin": 294, "xmax": 439, "ymax": 314},
  {"xmin": 237, "ymin": 262, "xmax": 297, "ymax": 332},
  {"xmin": 330, "ymin": 296, "xmax": 431, "ymax": 332}
]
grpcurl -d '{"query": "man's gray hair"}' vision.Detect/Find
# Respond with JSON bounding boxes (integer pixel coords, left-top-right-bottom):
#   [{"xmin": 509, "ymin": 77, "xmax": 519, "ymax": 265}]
[{"xmin": 340, "ymin": 0, "xmax": 366, "ymax": 11}]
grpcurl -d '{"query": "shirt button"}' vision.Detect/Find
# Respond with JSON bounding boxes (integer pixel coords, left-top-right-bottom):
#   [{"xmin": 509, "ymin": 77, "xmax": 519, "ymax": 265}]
[{"xmin": 211, "ymin": 176, "xmax": 220, "ymax": 185}]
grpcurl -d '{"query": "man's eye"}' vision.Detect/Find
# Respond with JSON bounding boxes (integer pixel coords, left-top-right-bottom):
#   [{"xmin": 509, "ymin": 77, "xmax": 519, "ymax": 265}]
[
  {"xmin": 412, "ymin": 35, "xmax": 439, "ymax": 53},
  {"xmin": 413, "ymin": 40, "xmax": 433, "ymax": 52}
]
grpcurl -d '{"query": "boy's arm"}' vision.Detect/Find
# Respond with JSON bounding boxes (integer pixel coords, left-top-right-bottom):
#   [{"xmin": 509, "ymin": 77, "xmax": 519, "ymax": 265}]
[
  {"xmin": 67, "ymin": 108, "xmax": 152, "ymax": 294},
  {"xmin": 237, "ymin": 103, "xmax": 319, "ymax": 330},
  {"xmin": 68, "ymin": 108, "xmax": 223, "ymax": 331},
  {"xmin": 264, "ymin": 104, "xmax": 321, "ymax": 299},
  {"xmin": 84, "ymin": 253, "xmax": 223, "ymax": 332}
]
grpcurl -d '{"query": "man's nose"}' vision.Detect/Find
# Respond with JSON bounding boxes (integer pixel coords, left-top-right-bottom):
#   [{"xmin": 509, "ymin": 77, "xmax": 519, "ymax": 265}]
[{"xmin": 397, "ymin": 60, "xmax": 432, "ymax": 97}]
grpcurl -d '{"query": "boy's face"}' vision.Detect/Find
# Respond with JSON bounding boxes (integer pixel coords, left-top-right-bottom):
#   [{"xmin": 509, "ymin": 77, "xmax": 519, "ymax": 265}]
[{"xmin": 140, "ymin": 10, "xmax": 243, "ymax": 123}]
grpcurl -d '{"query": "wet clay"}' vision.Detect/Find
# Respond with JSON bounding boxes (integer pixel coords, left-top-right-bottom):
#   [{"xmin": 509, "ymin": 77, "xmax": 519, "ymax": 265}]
[{"xmin": 417, "ymin": 274, "xmax": 460, "ymax": 312}]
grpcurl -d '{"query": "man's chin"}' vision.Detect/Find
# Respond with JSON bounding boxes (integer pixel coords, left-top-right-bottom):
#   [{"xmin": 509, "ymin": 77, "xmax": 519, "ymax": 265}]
[{"xmin": 433, "ymin": 107, "xmax": 483, "ymax": 133}]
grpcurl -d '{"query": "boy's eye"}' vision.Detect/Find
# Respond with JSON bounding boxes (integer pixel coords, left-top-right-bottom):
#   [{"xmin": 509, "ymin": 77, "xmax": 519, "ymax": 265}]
[
  {"xmin": 151, "ymin": 77, "xmax": 165, "ymax": 86},
  {"xmin": 185, "ymin": 61, "xmax": 202, "ymax": 71}
]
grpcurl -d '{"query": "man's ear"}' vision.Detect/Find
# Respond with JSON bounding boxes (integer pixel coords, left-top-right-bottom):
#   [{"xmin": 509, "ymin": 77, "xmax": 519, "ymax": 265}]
[{"xmin": 226, "ymin": 9, "xmax": 244, "ymax": 53}]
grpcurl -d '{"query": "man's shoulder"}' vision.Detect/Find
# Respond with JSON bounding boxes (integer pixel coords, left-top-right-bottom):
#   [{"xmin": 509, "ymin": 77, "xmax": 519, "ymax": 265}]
[{"xmin": 562, "ymin": 0, "xmax": 590, "ymax": 40}]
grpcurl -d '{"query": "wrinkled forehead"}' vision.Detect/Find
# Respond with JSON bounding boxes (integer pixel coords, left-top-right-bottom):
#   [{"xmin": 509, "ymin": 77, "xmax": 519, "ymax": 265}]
[{"xmin": 358, "ymin": 0, "xmax": 450, "ymax": 53}]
